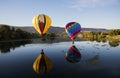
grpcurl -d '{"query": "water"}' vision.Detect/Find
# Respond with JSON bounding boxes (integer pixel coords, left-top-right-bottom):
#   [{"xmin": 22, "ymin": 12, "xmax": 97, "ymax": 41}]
[{"xmin": 0, "ymin": 40, "xmax": 120, "ymax": 78}]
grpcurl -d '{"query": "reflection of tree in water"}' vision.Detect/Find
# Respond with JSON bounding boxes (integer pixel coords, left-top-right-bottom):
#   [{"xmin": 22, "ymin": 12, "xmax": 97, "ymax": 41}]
[
  {"xmin": 109, "ymin": 41, "xmax": 119, "ymax": 47},
  {"xmin": 40, "ymin": 33, "xmax": 56, "ymax": 42},
  {"xmin": 86, "ymin": 54, "xmax": 99, "ymax": 64},
  {"xmin": 83, "ymin": 37, "xmax": 107, "ymax": 43},
  {"xmin": 0, "ymin": 40, "xmax": 32, "ymax": 53}
]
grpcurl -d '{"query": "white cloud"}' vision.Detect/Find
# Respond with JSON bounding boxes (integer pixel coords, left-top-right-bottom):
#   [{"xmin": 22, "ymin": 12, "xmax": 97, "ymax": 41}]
[{"xmin": 69, "ymin": 0, "xmax": 119, "ymax": 9}]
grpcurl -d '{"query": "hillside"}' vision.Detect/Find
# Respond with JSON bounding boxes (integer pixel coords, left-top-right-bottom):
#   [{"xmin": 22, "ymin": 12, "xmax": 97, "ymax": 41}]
[
  {"xmin": 16, "ymin": 26, "xmax": 109, "ymax": 33},
  {"xmin": 0, "ymin": 24, "xmax": 109, "ymax": 34}
]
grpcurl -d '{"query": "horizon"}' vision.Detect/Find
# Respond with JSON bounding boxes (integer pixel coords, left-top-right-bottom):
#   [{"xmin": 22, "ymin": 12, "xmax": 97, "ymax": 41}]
[
  {"xmin": 0, "ymin": 0, "xmax": 120, "ymax": 29},
  {"xmin": 1, "ymin": 24, "xmax": 120, "ymax": 30}
]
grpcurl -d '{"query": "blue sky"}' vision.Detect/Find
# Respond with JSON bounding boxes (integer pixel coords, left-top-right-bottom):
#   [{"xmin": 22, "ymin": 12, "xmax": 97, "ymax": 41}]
[{"xmin": 0, "ymin": 0, "xmax": 120, "ymax": 29}]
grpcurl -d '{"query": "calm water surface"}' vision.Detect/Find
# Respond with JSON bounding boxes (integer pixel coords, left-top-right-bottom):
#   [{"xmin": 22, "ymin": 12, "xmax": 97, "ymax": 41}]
[{"xmin": 0, "ymin": 41, "xmax": 120, "ymax": 78}]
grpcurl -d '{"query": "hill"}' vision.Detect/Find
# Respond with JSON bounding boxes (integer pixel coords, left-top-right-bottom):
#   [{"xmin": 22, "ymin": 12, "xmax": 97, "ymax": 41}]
[
  {"xmin": 17, "ymin": 26, "xmax": 109, "ymax": 33},
  {"xmin": 0, "ymin": 24, "xmax": 109, "ymax": 34}
]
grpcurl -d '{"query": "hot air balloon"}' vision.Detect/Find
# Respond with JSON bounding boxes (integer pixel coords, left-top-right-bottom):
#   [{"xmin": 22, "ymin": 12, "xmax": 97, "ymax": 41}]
[
  {"xmin": 66, "ymin": 45, "xmax": 81, "ymax": 63},
  {"xmin": 32, "ymin": 14, "xmax": 52, "ymax": 36},
  {"xmin": 33, "ymin": 49, "xmax": 52, "ymax": 74},
  {"xmin": 65, "ymin": 22, "xmax": 81, "ymax": 44}
]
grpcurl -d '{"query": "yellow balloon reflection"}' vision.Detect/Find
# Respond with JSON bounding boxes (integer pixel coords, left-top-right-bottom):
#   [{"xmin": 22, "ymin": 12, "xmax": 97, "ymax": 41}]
[
  {"xmin": 66, "ymin": 45, "xmax": 81, "ymax": 63},
  {"xmin": 33, "ymin": 49, "xmax": 52, "ymax": 74}
]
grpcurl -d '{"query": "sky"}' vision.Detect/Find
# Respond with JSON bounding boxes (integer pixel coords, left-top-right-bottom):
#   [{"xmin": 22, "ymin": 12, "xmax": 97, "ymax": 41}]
[{"xmin": 0, "ymin": 0, "xmax": 120, "ymax": 29}]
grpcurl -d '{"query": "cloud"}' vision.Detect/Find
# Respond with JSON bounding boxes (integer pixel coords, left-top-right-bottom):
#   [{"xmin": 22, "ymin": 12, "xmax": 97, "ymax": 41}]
[{"xmin": 69, "ymin": 0, "xmax": 119, "ymax": 9}]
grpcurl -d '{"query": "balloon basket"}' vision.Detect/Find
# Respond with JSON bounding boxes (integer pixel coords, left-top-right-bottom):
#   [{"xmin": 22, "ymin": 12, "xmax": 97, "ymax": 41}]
[{"xmin": 72, "ymin": 40, "xmax": 74, "ymax": 44}]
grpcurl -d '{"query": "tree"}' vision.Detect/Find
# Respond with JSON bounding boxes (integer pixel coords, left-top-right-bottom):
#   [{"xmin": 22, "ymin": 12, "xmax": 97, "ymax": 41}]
[
  {"xmin": 49, "ymin": 33, "xmax": 56, "ymax": 41},
  {"xmin": 0, "ymin": 25, "xmax": 34, "ymax": 40},
  {"xmin": 0, "ymin": 25, "xmax": 11, "ymax": 40},
  {"xmin": 109, "ymin": 29, "xmax": 120, "ymax": 36}
]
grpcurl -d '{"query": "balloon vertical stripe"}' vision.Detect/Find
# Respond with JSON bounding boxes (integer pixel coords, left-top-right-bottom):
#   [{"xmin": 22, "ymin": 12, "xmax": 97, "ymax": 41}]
[
  {"xmin": 43, "ymin": 15, "xmax": 46, "ymax": 32},
  {"xmin": 39, "ymin": 22, "xmax": 43, "ymax": 35},
  {"xmin": 43, "ymin": 15, "xmax": 51, "ymax": 34}
]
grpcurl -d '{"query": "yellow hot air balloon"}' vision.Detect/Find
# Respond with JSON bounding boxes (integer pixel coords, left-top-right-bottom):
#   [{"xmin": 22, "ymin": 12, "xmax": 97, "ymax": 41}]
[
  {"xmin": 32, "ymin": 14, "xmax": 52, "ymax": 36},
  {"xmin": 33, "ymin": 50, "xmax": 52, "ymax": 74}
]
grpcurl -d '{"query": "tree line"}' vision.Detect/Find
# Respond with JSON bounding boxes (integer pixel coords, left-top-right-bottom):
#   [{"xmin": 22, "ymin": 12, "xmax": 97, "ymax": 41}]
[
  {"xmin": 0, "ymin": 25, "xmax": 119, "ymax": 41},
  {"xmin": 0, "ymin": 25, "xmax": 33, "ymax": 40},
  {"xmin": 109, "ymin": 29, "xmax": 120, "ymax": 36},
  {"xmin": 82, "ymin": 29, "xmax": 120, "ymax": 42},
  {"xmin": 0, "ymin": 25, "xmax": 56, "ymax": 41}
]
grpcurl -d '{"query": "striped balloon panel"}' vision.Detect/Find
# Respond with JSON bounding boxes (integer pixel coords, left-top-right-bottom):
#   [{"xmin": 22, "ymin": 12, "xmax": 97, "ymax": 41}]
[
  {"xmin": 65, "ymin": 22, "xmax": 81, "ymax": 40},
  {"xmin": 38, "ymin": 15, "xmax": 46, "ymax": 35}
]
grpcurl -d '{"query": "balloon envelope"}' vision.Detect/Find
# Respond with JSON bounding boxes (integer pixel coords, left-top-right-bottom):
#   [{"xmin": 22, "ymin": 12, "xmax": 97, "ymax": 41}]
[
  {"xmin": 32, "ymin": 14, "xmax": 52, "ymax": 36},
  {"xmin": 65, "ymin": 22, "xmax": 81, "ymax": 40},
  {"xmin": 66, "ymin": 45, "xmax": 81, "ymax": 63},
  {"xmin": 33, "ymin": 50, "xmax": 52, "ymax": 74}
]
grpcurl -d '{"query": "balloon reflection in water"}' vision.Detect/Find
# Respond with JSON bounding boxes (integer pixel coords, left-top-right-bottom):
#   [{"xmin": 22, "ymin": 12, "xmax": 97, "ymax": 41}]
[
  {"xmin": 33, "ymin": 49, "xmax": 52, "ymax": 74},
  {"xmin": 66, "ymin": 45, "xmax": 81, "ymax": 63}
]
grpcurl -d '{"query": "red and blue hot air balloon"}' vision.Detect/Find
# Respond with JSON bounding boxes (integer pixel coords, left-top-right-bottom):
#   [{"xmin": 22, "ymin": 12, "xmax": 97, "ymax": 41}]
[{"xmin": 65, "ymin": 22, "xmax": 81, "ymax": 44}]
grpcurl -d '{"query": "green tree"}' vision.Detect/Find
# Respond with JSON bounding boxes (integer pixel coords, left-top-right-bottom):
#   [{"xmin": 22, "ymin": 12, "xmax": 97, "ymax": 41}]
[
  {"xmin": 49, "ymin": 33, "xmax": 56, "ymax": 41},
  {"xmin": 0, "ymin": 25, "xmax": 11, "ymax": 40},
  {"xmin": 109, "ymin": 29, "xmax": 120, "ymax": 36}
]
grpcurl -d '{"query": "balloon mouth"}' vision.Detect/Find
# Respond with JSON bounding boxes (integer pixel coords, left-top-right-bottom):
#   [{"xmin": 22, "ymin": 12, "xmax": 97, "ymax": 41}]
[{"xmin": 71, "ymin": 37, "xmax": 75, "ymax": 40}]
